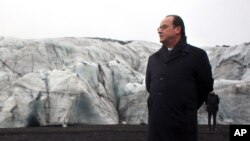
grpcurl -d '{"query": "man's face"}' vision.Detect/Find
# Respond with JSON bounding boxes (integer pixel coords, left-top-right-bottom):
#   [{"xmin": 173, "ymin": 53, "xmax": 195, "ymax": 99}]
[{"xmin": 157, "ymin": 16, "xmax": 180, "ymax": 44}]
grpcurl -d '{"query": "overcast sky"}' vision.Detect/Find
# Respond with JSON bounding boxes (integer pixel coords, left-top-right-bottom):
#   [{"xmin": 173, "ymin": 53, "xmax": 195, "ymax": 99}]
[{"xmin": 1, "ymin": 0, "xmax": 250, "ymax": 47}]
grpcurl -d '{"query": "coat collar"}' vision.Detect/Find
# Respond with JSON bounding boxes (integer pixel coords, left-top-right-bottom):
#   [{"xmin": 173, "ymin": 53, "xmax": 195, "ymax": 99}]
[{"xmin": 157, "ymin": 37, "xmax": 190, "ymax": 64}]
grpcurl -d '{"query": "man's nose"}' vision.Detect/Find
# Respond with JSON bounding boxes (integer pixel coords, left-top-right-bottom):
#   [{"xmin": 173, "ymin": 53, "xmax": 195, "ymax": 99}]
[{"xmin": 158, "ymin": 29, "xmax": 162, "ymax": 34}]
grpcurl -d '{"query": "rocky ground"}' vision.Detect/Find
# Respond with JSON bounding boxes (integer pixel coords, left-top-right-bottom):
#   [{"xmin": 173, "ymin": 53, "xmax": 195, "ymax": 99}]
[{"xmin": 0, "ymin": 124, "xmax": 229, "ymax": 141}]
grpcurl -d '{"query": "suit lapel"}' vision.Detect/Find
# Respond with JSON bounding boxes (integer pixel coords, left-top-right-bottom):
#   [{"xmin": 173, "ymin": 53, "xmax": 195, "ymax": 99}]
[
  {"xmin": 157, "ymin": 38, "xmax": 190, "ymax": 64},
  {"xmin": 166, "ymin": 44, "xmax": 188, "ymax": 63},
  {"xmin": 158, "ymin": 47, "xmax": 170, "ymax": 63}
]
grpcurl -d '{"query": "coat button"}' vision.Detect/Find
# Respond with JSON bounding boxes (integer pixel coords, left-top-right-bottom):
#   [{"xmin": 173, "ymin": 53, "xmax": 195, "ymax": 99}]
[
  {"xmin": 164, "ymin": 63, "xmax": 167, "ymax": 67},
  {"xmin": 160, "ymin": 77, "xmax": 164, "ymax": 80},
  {"xmin": 158, "ymin": 92, "xmax": 162, "ymax": 95}
]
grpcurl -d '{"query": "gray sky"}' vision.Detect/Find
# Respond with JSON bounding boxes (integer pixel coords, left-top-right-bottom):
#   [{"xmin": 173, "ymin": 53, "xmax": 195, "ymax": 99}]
[{"xmin": 1, "ymin": 0, "xmax": 250, "ymax": 47}]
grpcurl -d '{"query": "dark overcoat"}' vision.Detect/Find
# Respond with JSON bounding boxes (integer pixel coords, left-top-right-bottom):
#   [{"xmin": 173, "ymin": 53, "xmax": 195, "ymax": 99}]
[
  {"xmin": 206, "ymin": 93, "xmax": 220, "ymax": 113},
  {"xmin": 146, "ymin": 38, "xmax": 214, "ymax": 141}
]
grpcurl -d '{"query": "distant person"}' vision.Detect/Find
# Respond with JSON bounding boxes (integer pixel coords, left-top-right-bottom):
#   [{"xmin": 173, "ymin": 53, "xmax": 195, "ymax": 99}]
[
  {"xmin": 206, "ymin": 91, "xmax": 220, "ymax": 132},
  {"xmin": 145, "ymin": 15, "xmax": 214, "ymax": 141}
]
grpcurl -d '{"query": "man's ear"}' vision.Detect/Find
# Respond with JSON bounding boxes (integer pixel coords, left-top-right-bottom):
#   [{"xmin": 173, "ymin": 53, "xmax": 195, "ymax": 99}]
[{"xmin": 175, "ymin": 26, "xmax": 181, "ymax": 34}]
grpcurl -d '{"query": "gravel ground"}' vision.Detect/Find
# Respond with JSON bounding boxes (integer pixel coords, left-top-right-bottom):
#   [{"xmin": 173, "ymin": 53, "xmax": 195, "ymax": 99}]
[{"xmin": 0, "ymin": 125, "xmax": 229, "ymax": 141}]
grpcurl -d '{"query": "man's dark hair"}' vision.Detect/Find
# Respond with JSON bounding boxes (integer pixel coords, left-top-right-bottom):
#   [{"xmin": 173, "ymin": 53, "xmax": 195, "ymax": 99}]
[{"xmin": 166, "ymin": 15, "xmax": 186, "ymax": 37}]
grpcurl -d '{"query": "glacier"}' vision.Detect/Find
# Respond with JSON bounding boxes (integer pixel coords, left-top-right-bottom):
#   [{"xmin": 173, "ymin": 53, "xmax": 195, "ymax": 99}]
[{"xmin": 0, "ymin": 36, "xmax": 249, "ymax": 127}]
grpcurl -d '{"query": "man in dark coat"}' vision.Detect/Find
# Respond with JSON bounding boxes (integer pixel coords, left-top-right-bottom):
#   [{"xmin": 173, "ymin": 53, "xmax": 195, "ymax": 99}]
[
  {"xmin": 206, "ymin": 91, "xmax": 220, "ymax": 132},
  {"xmin": 146, "ymin": 15, "xmax": 214, "ymax": 141}
]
